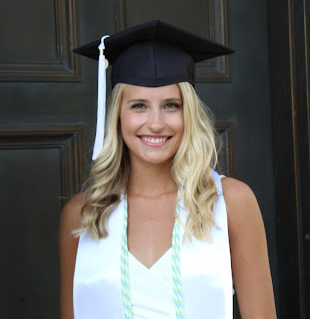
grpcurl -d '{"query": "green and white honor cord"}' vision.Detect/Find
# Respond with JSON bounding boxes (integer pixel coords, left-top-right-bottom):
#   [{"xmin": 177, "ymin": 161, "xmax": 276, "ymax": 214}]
[
  {"xmin": 121, "ymin": 195, "xmax": 132, "ymax": 318},
  {"xmin": 121, "ymin": 194, "xmax": 184, "ymax": 319},
  {"xmin": 172, "ymin": 200, "xmax": 183, "ymax": 318}
]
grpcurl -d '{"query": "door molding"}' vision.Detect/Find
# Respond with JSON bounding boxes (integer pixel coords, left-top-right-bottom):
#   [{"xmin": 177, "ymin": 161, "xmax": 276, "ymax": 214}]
[
  {"xmin": 0, "ymin": 124, "xmax": 85, "ymax": 202},
  {"xmin": 0, "ymin": 0, "xmax": 80, "ymax": 82},
  {"xmin": 269, "ymin": 0, "xmax": 310, "ymax": 317}
]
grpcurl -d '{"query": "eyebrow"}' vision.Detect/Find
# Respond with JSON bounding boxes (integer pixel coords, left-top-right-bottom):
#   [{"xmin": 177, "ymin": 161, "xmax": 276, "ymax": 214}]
[{"xmin": 126, "ymin": 98, "xmax": 182, "ymax": 104}]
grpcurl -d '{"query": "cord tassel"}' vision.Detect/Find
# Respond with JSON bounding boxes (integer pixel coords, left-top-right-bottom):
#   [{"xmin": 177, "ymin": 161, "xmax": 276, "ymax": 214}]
[{"xmin": 92, "ymin": 35, "xmax": 110, "ymax": 160}]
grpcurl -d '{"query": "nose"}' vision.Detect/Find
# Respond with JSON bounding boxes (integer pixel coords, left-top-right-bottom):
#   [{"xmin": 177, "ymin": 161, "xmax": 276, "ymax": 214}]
[{"xmin": 147, "ymin": 108, "xmax": 165, "ymax": 132}]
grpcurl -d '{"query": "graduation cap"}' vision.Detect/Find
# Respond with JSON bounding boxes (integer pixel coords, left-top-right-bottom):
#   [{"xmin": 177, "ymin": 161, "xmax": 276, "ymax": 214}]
[{"xmin": 73, "ymin": 20, "xmax": 233, "ymax": 159}]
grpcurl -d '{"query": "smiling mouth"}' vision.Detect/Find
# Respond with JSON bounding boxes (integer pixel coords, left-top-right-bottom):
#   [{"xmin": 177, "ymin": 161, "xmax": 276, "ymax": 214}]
[{"xmin": 140, "ymin": 136, "xmax": 170, "ymax": 144}]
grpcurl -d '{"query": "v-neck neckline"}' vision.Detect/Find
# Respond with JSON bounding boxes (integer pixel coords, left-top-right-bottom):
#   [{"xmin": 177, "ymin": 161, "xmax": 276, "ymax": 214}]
[{"xmin": 128, "ymin": 248, "xmax": 172, "ymax": 270}]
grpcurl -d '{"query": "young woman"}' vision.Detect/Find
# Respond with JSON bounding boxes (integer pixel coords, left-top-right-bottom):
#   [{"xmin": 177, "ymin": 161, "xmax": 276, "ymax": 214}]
[{"xmin": 59, "ymin": 20, "xmax": 277, "ymax": 319}]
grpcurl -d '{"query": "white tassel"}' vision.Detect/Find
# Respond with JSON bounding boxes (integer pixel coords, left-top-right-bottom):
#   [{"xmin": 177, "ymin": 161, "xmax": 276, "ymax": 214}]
[{"xmin": 92, "ymin": 35, "xmax": 110, "ymax": 160}]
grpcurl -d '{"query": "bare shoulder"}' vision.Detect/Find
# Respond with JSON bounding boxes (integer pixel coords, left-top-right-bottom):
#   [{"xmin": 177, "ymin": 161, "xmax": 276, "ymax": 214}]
[
  {"xmin": 220, "ymin": 177, "xmax": 257, "ymax": 208},
  {"xmin": 60, "ymin": 193, "xmax": 85, "ymax": 232},
  {"xmin": 62, "ymin": 192, "xmax": 85, "ymax": 217},
  {"xmin": 220, "ymin": 177, "xmax": 261, "ymax": 228},
  {"xmin": 220, "ymin": 176, "xmax": 265, "ymax": 252},
  {"xmin": 220, "ymin": 177, "xmax": 277, "ymax": 318},
  {"xmin": 220, "ymin": 176, "xmax": 264, "ymax": 246}
]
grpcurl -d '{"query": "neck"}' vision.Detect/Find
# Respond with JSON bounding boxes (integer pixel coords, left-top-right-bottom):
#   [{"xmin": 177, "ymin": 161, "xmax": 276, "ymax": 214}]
[{"xmin": 126, "ymin": 160, "xmax": 177, "ymax": 197}]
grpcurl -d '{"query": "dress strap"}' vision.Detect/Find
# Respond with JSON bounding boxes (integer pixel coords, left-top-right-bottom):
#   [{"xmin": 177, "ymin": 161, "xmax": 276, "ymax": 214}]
[{"xmin": 211, "ymin": 169, "xmax": 223, "ymax": 195}]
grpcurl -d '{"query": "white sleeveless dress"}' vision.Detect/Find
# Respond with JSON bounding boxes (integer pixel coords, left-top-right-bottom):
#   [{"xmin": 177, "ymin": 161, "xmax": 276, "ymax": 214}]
[
  {"xmin": 73, "ymin": 170, "xmax": 233, "ymax": 318},
  {"xmin": 128, "ymin": 249, "xmax": 174, "ymax": 318}
]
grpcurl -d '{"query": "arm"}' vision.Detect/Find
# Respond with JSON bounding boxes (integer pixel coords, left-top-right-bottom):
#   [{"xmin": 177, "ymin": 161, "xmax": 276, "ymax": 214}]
[
  {"xmin": 59, "ymin": 194, "xmax": 84, "ymax": 319},
  {"xmin": 221, "ymin": 177, "xmax": 277, "ymax": 319}
]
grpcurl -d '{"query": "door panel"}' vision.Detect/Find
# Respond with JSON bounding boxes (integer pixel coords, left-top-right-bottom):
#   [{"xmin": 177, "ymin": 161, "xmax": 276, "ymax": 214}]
[
  {"xmin": 0, "ymin": 0, "xmax": 79, "ymax": 81},
  {"xmin": 0, "ymin": 126, "xmax": 84, "ymax": 317},
  {"xmin": 269, "ymin": 0, "xmax": 310, "ymax": 317}
]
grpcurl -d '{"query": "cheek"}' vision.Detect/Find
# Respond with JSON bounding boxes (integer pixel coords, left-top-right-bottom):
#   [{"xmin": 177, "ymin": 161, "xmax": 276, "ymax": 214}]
[
  {"xmin": 120, "ymin": 110, "xmax": 130, "ymax": 144},
  {"xmin": 120, "ymin": 121, "xmax": 130, "ymax": 146},
  {"xmin": 174, "ymin": 115, "xmax": 185, "ymax": 147},
  {"xmin": 172, "ymin": 113, "xmax": 185, "ymax": 136},
  {"xmin": 120, "ymin": 113, "xmax": 141, "ymax": 146}
]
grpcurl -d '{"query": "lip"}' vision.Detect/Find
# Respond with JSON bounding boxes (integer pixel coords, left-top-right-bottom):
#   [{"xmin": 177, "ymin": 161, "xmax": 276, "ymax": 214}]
[{"xmin": 138, "ymin": 135, "xmax": 171, "ymax": 147}]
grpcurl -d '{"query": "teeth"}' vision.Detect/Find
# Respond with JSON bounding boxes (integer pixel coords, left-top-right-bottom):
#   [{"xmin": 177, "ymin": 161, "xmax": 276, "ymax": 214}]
[{"xmin": 142, "ymin": 137, "xmax": 168, "ymax": 143}]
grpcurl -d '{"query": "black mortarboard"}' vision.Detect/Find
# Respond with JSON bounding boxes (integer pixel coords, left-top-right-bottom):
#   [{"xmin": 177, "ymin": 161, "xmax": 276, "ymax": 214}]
[
  {"xmin": 74, "ymin": 19, "xmax": 233, "ymax": 88},
  {"xmin": 73, "ymin": 20, "xmax": 233, "ymax": 159}
]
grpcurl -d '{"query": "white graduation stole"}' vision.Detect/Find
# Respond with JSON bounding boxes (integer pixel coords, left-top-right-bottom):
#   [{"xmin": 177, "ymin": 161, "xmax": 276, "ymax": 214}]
[{"xmin": 73, "ymin": 170, "xmax": 233, "ymax": 318}]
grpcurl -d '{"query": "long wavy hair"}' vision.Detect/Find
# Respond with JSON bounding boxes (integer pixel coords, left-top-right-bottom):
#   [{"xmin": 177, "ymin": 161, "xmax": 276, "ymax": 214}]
[{"xmin": 74, "ymin": 82, "xmax": 219, "ymax": 242}]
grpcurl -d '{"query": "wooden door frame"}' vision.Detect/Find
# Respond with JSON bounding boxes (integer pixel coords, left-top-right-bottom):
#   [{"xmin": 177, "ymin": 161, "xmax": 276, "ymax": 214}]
[{"xmin": 269, "ymin": 0, "xmax": 310, "ymax": 317}]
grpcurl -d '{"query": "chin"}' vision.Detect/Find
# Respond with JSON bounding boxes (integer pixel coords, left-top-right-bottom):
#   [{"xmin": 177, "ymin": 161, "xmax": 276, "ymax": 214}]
[{"xmin": 139, "ymin": 154, "xmax": 174, "ymax": 166}]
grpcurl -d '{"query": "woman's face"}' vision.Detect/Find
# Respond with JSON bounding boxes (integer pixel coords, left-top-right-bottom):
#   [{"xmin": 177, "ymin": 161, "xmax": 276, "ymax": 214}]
[{"xmin": 120, "ymin": 84, "xmax": 184, "ymax": 166}]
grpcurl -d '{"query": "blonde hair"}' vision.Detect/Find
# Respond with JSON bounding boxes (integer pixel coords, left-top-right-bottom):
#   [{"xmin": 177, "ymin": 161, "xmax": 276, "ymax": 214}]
[{"xmin": 74, "ymin": 82, "xmax": 219, "ymax": 242}]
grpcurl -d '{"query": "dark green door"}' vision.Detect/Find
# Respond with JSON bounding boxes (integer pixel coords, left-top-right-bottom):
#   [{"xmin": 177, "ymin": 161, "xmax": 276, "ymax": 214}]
[{"xmin": 2, "ymin": 0, "xmax": 295, "ymax": 318}]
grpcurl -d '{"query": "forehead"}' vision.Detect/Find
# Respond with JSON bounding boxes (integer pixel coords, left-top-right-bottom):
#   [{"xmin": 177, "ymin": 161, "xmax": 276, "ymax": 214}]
[{"xmin": 122, "ymin": 84, "xmax": 182, "ymax": 101}]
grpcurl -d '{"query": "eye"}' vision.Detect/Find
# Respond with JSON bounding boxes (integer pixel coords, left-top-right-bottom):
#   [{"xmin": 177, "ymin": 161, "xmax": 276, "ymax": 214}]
[
  {"xmin": 132, "ymin": 103, "xmax": 146, "ymax": 110},
  {"xmin": 165, "ymin": 103, "xmax": 180, "ymax": 110}
]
